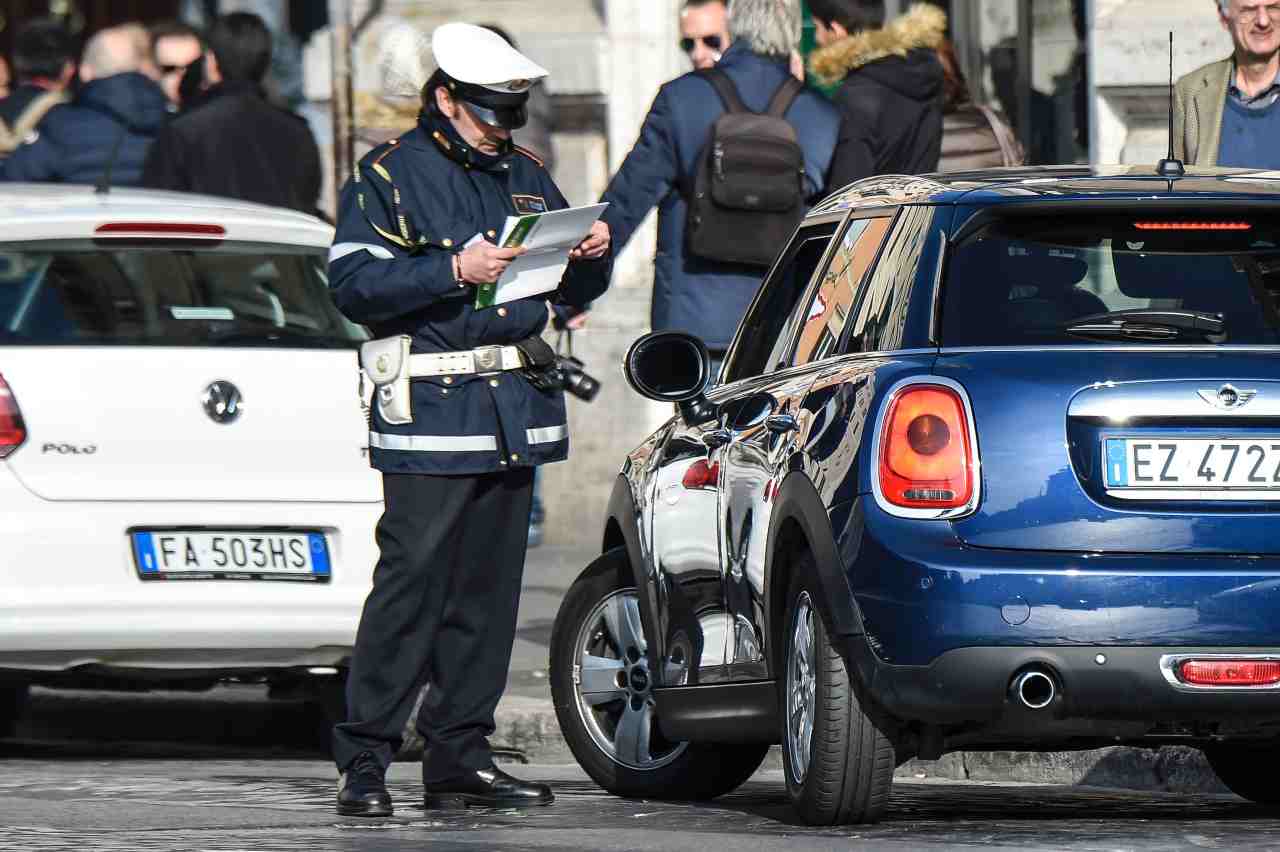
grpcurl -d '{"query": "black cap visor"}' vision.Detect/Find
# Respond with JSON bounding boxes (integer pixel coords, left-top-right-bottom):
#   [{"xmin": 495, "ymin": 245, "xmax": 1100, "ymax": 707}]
[
  {"xmin": 446, "ymin": 78, "xmax": 531, "ymax": 129},
  {"xmin": 461, "ymin": 99, "xmax": 529, "ymax": 130}
]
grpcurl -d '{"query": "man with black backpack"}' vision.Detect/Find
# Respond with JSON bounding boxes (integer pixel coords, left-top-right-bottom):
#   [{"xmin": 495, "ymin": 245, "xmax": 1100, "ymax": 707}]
[{"xmin": 599, "ymin": 0, "xmax": 838, "ymax": 375}]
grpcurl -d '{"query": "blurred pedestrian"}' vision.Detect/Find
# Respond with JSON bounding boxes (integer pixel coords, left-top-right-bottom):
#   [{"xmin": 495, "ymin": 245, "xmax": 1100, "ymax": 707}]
[
  {"xmin": 2, "ymin": 24, "xmax": 166, "ymax": 186},
  {"xmin": 808, "ymin": 0, "xmax": 946, "ymax": 190},
  {"xmin": 1175, "ymin": 0, "xmax": 1280, "ymax": 168},
  {"xmin": 140, "ymin": 12, "xmax": 320, "ymax": 213},
  {"xmin": 0, "ymin": 18, "xmax": 74, "ymax": 155},
  {"xmin": 935, "ymin": 38, "xmax": 1024, "ymax": 171},
  {"xmin": 681, "ymin": 0, "xmax": 730, "ymax": 70},
  {"xmin": 150, "ymin": 20, "xmax": 204, "ymax": 109},
  {"xmin": 600, "ymin": 0, "xmax": 838, "ymax": 374},
  {"xmin": 327, "ymin": 22, "xmax": 610, "ymax": 817}
]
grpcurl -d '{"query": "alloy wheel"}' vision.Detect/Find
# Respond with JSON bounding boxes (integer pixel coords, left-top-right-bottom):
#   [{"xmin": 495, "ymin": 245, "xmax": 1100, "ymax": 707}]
[
  {"xmin": 572, "ymin": 589, "xmax": 687, "ymax": 770},
  {"xmin": 786, "ymin": 591, "xmax": 817, "ymax": 784}
]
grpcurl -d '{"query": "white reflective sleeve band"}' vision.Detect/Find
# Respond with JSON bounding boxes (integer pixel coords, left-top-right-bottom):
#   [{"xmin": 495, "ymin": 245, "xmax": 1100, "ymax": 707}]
[
  {"xmin": 527, "ymin": 425, "xmax": 569, "ymax": 445},
  {"xmin": 329, "ymin": 242, "xmax": 396, "ymax": 263},
  {"xmin": 369, "ymin": 432, "xmax": 498, "ymax": 452}
]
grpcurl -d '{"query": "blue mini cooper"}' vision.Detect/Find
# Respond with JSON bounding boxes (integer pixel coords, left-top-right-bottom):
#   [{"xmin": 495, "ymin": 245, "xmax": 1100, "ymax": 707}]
[{"xmin": 549, "ymin": 167, "xmax": 1280, "ymax": 825}]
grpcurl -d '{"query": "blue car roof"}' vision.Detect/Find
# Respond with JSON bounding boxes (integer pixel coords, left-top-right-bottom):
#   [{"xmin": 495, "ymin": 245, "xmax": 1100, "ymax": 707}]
[{"xmin": 809, "ymin": 166, "xmax": 1280, "ymax": 216}]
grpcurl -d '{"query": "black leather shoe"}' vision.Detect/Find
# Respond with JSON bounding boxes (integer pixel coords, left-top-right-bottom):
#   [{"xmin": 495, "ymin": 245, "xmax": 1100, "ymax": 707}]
[
  {"xmin": 423, "ymin": 765, "xmax": 554, "ymax": 809},
  {"xmin": 337, "ymin": 751, "xmax": 393, "ymax": 817}
]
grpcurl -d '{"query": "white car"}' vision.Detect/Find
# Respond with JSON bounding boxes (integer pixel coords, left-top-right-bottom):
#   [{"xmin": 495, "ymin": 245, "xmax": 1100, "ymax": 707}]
[{"xmin": 0, "ymin": 184, "xmax": 380, "ymax": 737}]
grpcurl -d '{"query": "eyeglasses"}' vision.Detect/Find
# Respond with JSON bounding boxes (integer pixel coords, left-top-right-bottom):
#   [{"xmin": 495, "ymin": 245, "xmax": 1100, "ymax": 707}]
[
  {"xmin": 159, "ymin": 64, "xmax": 184, "ymax": 75},
  {"xmin": 679, "ymin": 34, "xmax": 724, "ymax": 53},
  {"xmin": 1232, "ymin": 3, "xmax": 1280, "ymax": 23}
]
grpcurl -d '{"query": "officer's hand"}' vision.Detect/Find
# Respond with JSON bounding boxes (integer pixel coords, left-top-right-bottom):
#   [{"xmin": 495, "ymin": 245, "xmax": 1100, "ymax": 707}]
[
  {"xmin": 458, "ymin": 241, "xmax": 526, "ymax": 284},
  {"xmin": 570, "ymin": 221, "xmax": 610, "ymax": 260}
]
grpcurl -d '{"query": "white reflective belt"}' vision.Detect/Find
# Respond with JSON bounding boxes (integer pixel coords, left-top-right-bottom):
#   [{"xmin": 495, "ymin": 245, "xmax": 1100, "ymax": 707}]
[
  {"xmin": 329, "ymin": 242, "xmax": 395, "ymax": 263},
  {"xmin": 369, "ymin": 432, "xmax": 498, "ymax": 452},
  {"xmin": 527, "ymin": 425, "xmax": 569, "ymax": 445},
  {"xmin": 409, "ymin": 346, "xmax": 524, "ymax": 377}
]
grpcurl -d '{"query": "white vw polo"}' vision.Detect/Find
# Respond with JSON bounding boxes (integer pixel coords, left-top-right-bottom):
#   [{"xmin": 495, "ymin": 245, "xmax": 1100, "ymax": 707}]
[{"xmin": 0, "ymin": 184, "xmax": 380, "ymax": 736}]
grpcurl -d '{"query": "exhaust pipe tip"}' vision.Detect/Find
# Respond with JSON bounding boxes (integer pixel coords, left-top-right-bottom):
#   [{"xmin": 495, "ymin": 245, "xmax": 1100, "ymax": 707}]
[{"xmin": 1012, "ymin": 669, "xmax": 1056, "ymax": 710}]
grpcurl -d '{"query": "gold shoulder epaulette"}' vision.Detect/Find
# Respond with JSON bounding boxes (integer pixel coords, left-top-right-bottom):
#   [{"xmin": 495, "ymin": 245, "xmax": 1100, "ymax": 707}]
[{"xmin": 513, "ymin": 145, "xmax": 545, "ymax": 168}]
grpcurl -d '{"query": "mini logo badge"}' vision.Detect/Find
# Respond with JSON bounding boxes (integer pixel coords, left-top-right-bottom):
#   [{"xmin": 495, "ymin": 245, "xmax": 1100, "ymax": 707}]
[
  {"xmin": 203, "ymin": 381, "xmax": 242, "ymax": 424},
  {"xmin": 1197, "ymin": 383, "xmax": 1257, "ymax": 411}
]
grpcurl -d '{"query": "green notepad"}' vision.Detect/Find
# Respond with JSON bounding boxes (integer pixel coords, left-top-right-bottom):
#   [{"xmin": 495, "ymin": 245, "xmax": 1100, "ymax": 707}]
[{"xmin": 474, "ymin": 214, "xmax": 542, "ymax": 310}]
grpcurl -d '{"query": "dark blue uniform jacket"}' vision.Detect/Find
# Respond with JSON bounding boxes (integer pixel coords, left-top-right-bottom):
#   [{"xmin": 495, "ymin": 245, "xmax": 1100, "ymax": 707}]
[
  {"xmin": 600, "ymin": 43, "xmax": 839, "ymax": 351},
  {"xmin": 328, "ymin": 113, "xmax": 611, "ymax": 475},
  {"xmin": 2, "ymin": 72, "xmax": 166, "ymax": 186}
]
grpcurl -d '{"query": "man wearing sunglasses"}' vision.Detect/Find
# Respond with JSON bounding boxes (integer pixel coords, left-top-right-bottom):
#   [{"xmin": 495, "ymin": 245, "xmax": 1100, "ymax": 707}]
[
  {"xmin": 1175, "ymin": 0, "xmax": 1280, "ymax": 169},
  {"xmin": 149, "ymin": 21, "xmax": 203, "ymax": 109},
  {"xmin": 681, "ymin": 0, "xmax": 731, "ymax": 70}
]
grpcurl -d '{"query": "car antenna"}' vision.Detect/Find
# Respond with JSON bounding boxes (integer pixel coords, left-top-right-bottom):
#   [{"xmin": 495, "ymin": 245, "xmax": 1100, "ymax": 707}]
[
  {"xmin": 94, "ymin": 126, "xmax": 130, "ymax": 195},
  {"xmin": 1156, "ymin": 31, "xmax": 1185, "ymax": 179}
]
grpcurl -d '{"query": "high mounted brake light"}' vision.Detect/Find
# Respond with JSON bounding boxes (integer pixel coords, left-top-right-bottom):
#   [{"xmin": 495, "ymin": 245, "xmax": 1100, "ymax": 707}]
[
  {"xmin": 874, "ymin": 380, "xmax": 978, "ymax": 518},
  {"xmin": 0, "ymin": 374, "xmax": 27, "ymax": 459},
  {"xmin": 94, "ymin": 222, "xmax": 226, "ymax": 238},
  {"xmin": 1132, "ymin": 222, "xmax": 1252, "ymax": 231}
]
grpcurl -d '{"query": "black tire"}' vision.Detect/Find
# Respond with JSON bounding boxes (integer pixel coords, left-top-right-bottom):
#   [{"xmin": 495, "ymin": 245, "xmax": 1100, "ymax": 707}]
[
  {"xmin": 1205, "ymin": 744, "xmax": 1280, "ymax": 806},
  {"xmin": 550, "ymin": 548, "xmax": 768, "ymax": 800},
  {"xmin": 0, "ymin": 683, "xmax": 29, "ymax": 738},
  {"xmin": 779, "ymin": 555, "xmax": 895, "ymax": 825}
]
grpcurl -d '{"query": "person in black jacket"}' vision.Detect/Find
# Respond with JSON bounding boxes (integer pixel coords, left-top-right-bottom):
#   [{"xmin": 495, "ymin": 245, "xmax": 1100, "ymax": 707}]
[
  {"xmin": 2, "ymin": 24, "xmax": 167, "ymax": 186},
  {"xmin": 807, "ymin": 0, "xmax": 946, "ymax": 192},
  {"xmin": 0, "ymin": 18, "xmax": 74, "ymax": 129},
  {"xmin": 140, "ymin": 12, "xmax": 320, "ymax": 213}
]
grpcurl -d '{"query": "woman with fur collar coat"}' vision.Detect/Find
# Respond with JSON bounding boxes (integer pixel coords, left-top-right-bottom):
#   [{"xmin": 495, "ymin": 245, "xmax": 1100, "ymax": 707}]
[{"xmin": 808, "ymin": 2, "xmax": 947, "ymax": 192}]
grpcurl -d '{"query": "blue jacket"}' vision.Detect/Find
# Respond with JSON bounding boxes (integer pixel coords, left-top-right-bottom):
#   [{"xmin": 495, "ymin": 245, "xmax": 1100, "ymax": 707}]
[
  {"xmin": 2, "ymin": 72, "xmax": 167, "ymax": 186},
  {"xmin": 600, "ymin": 43, "xmax": 840, "ymax": 351},
  {"xmin": 328, "ymin": 113, "xmax": 612, "ymax": 476}
]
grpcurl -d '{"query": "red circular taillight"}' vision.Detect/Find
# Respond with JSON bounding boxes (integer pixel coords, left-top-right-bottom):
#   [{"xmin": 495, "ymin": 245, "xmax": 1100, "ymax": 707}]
[{"xmin": 906, "ymin": 414, "xmax": 950, "ymax": 456}]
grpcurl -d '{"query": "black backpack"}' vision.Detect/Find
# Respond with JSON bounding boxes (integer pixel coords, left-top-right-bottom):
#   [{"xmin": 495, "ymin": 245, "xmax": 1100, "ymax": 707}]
[{"xmin": 684, "ymin": 68, "xmax": 807, "ymax": 267}]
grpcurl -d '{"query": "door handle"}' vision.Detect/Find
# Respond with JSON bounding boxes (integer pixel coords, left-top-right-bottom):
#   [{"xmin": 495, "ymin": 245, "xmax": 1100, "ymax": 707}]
[
  {"xmin": 765, "ymin": 413, "xmax": 798, "ymax": 435},
  {"xmin": 702, "ymin": 427, "xmax": 733, "ymax": 448}
]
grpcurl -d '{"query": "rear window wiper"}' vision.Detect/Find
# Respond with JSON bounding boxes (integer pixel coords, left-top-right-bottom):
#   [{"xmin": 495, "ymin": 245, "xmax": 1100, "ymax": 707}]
[{"xmin": 1063, "ymin": 309, "xmax": 1226, "ymax": 342}]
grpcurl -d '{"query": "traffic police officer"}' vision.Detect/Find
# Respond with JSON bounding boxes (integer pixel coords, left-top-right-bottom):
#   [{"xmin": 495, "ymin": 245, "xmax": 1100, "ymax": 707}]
[{"xmin": 328, "ymin": 22, "xmax": 611, "ymax": 817}]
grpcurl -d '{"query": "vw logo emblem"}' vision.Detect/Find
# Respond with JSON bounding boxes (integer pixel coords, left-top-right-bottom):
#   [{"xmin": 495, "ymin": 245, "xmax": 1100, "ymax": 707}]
[
  {"xmin": 1197, "ymin": 383, "xmax": 1258, "ymax": 411},
  {"xmin": 203, "ymin": 381, "xmax": 243, "ymax": 424}
]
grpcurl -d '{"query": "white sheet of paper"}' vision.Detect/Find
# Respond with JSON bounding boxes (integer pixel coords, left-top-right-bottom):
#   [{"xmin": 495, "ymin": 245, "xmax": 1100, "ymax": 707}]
[{"xmin": 487, "ymin": 203, "xmax": 609, "ymax": 306}]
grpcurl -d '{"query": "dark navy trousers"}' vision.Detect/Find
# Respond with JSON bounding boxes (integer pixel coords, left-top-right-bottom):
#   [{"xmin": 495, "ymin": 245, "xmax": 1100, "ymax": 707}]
[{"xmin": 333, "ymin": 468, "xmax": 534, "ymax": 781}]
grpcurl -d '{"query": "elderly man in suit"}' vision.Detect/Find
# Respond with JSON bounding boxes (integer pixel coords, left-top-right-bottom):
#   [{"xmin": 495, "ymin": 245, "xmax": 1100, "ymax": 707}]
[{"xmin": 1174, "ymin": 0, "xmax": 1280, "ymax": 168}]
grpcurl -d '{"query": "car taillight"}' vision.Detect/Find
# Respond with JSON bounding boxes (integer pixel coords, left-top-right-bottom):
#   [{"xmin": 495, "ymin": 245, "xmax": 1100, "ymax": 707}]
[
  {"xmin": 682, "ymin": 459, "xmax": 719, "ymax": 491},
  {"xmin": 877, "ymin": 383, "xmax": 976, "ymax": 513},
  {"xmin": 0, "ymin": 374, "xmax": 26, "ymax": 459},
  {"xmin": 1180, "ymin": 659, "xmax": 1280, "ymax": 687}
]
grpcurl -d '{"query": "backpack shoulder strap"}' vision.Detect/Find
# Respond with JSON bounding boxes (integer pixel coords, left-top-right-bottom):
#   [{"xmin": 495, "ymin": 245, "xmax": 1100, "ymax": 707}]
[
  {"xmin": 765, "ymin": 76, "xmax": 804, "ymax": 118},
  {"xmin": 698, "ymin": 68, "xmax": 750, "ymax": 114}
]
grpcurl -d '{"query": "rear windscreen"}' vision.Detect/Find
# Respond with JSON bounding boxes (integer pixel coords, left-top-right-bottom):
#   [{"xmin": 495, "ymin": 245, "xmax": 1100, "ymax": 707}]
[
  {"xmin": 0, "ymin": 240, "xmax": 366, "ymax": 348},
  {"xmin": 941, "ymin": 214, "xmax": 1280, "ymax": 346}
]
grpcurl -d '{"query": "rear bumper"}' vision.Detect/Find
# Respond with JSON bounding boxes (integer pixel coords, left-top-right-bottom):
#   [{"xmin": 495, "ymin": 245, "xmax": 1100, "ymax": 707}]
[
  {"xmin": 0, "ymin": 470, "xmax": 379, "ymax": 674},
  {"xmin": 854, "ymin": 643, "xmax": 1280, "ymax": 728},
  {"xmin": 847, "ymin": 498, "xmax": 1280, "ymax": 666}
]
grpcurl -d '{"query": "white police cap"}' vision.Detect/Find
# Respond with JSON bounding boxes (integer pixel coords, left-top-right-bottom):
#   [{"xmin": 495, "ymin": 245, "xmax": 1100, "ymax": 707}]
[{"xmin": 431, "ymin": 22, "xmax": 548, "ymax": 95}]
